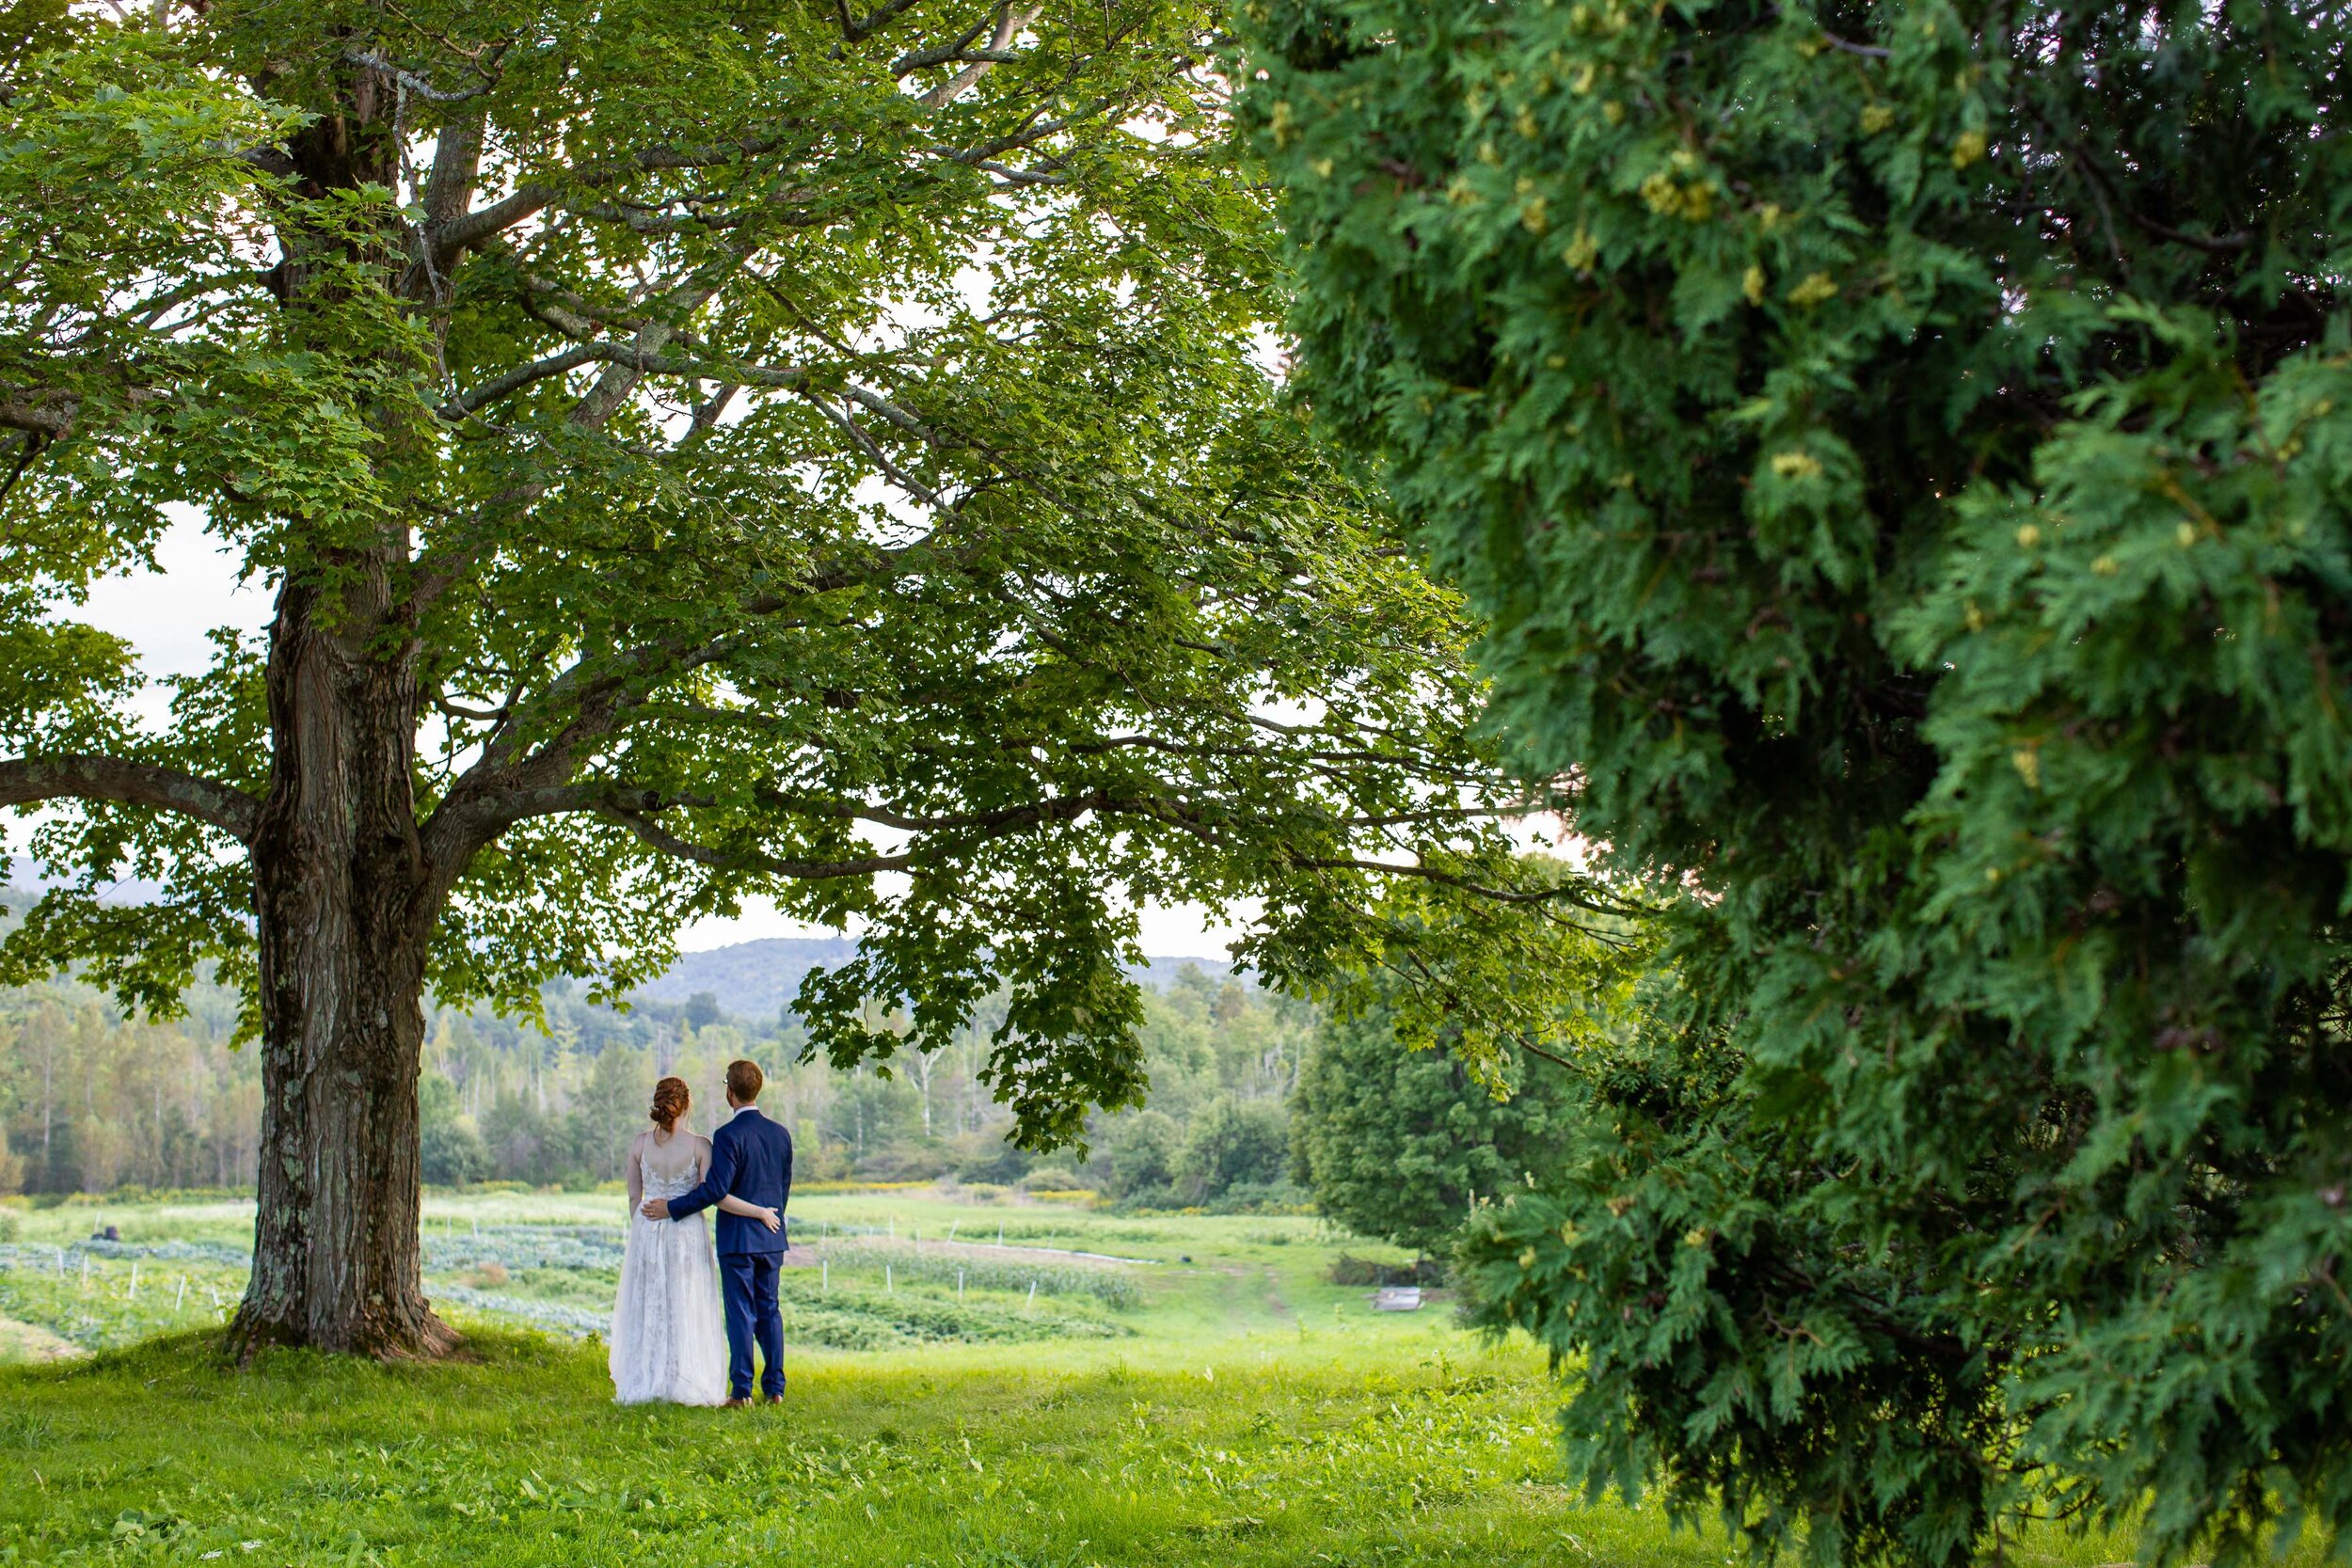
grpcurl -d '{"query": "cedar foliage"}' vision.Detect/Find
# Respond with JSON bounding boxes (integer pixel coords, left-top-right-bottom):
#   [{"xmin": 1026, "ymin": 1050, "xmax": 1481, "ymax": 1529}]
[
  {"xmin": 1289, "ymin": 1004, "xmax": 1577, "ymax": 1254},
  {"xmin": 1240, "ymin": 2, "xmax": 2352, "ymax": 1564}
]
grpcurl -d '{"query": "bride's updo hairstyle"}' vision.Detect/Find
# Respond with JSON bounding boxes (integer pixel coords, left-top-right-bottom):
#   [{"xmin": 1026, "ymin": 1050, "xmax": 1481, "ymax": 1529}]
[{"xmin": 649, "ymin": 1077, "xmax": 691, "ymax": 1132}]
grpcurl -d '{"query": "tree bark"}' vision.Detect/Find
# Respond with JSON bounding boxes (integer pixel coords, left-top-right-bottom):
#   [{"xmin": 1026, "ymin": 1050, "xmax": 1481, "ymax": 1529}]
[
  {"xmin": 230, "ymin": 577, "xmax": 454, "ymax": 1360},
  {"xmin": 215, "ymin": 56, "xmax": 460, "ymax": 1359}
]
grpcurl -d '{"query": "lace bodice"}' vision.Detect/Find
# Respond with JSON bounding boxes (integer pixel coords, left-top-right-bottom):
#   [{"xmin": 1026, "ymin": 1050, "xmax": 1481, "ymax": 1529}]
[
  {"xmin": 641, "ymin": 1165, "xmax": 702, "ymax": 1201},
  {"xmin": 634, "ymin": 1131, "xmax": 707, "ymax": 1203}
]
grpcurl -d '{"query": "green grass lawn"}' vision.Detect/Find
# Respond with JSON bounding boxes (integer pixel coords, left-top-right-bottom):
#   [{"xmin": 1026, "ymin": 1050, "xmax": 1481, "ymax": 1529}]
[
  {"xmin": 2, "ymin": 1330, "xmax": 1701, "ymax": 1567},
  {"xmin": 0, "ymin": 1192, "xmax": 2207, "ymax": 1567}
]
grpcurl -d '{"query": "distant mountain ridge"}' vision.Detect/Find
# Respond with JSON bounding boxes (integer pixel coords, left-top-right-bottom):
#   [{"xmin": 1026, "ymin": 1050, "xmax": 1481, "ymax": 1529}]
[{"xmin": 634, "ymin": 937, "xmax": 1239, "ymax": 1022}]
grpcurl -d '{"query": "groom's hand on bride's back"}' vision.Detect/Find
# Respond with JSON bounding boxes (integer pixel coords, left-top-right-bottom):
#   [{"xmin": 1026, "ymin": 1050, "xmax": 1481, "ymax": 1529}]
[{"xmin": 640, "ymin": 1198, "xmax": 671, "ymax": 1220}]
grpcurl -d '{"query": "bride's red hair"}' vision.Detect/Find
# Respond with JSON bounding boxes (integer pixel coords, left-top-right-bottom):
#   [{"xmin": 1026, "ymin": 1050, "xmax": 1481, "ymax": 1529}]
[{"xmin": 649, "ymin": 1077, "xmax": 691, "ymax": 1132}]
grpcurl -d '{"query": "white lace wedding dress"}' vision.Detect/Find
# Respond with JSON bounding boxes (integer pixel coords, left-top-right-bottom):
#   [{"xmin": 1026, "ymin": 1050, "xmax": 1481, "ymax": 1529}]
[{"xmin": 609, "ymin": 1130, "xmax": 728, "ymax": 1405}]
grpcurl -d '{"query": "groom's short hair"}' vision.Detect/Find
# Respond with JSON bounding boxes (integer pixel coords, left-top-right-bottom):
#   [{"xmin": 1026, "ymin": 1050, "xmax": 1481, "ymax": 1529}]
[{"xmin": 725, "ymin": 1059, "xmax": 764, "ymax": 1102}]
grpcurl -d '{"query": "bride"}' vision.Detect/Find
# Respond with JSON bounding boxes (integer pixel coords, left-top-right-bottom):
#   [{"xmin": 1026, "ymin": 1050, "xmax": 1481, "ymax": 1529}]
[{"xmin": 609, "ymin": 1076, "xmax": 782, "ymax": 1404}]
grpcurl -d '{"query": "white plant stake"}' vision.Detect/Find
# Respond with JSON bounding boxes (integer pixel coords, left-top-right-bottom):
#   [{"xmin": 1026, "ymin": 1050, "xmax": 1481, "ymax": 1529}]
[
  {"xmin": 128, "ymin": 1261, "xmax": 138, "ymax": 1301},
  {"xmin": 821, "ymin": 1259, "xmax": 829, "ymax": 1291},
  {"xmin": 175, "ymin": 1275, "xmax": 188, "ymax": 1311},
  {"xmin": 958, "ymin": 1269, "xmax": 965, "ymax": 1301},
  {"xmin": 1026, "ymin": 1279, "xmax": 1037, "ymax": 1314}
]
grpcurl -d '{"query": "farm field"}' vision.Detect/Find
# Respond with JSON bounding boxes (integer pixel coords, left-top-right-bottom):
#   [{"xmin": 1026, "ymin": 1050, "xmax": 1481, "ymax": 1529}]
[
  {"xmin": 1, "ymin": 1189, "xmax": 1428, "ymax": 1361},
  {"xmin": 0, "ymin": 1191, "xmax": 2192, "ymax": 1567}
]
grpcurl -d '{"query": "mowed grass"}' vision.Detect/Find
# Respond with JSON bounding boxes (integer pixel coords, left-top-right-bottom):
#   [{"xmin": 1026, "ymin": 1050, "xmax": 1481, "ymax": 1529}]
[
  {"xmin": 7, "ymin": 1193, "xmax": 1681, "ymax": 1566},
  {"xmin": 2, "ymin": 1330, "xmax": 1714, "ymax": 1568},
  {"xmin": 0, "ymin": 1193, "xmax": 2204, "ymax": 1568}
]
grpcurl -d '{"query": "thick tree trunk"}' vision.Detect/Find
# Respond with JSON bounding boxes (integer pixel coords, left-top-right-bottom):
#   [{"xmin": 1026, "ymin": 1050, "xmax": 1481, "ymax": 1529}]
[
  {"xmin": 220, "ymin": 62, "xmax": 461, "ymax": 1359},
  {"xmin": 230, "ymin": 578, "xmax": 454, "ymax": 1360}
]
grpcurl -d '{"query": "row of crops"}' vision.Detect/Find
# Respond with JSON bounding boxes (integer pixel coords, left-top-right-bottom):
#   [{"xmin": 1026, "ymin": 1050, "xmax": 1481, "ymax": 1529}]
[
  {"xmin": 0, "ymin": 1243, "xmax": 246, "ymax": 1351},
  {"xmin": 0, "ymin": 1227, "xmax": 1144, "ymax": 1355}
]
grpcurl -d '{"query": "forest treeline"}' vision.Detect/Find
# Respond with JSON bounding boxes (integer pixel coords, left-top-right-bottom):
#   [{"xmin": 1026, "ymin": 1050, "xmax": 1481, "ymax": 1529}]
[{"xmin": 0, "ymin": 943, "xmax": 1313, "ymax": 1211}]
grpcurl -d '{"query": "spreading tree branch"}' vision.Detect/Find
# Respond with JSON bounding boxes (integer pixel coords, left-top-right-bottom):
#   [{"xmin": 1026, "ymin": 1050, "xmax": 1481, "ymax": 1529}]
[
  {"xmin": 0, "ymin": 755, "xmax": 260, "ymax": 843},
  {"xmin": 600, "ymin": 807, "xmax": 916, "ymax": 880}
]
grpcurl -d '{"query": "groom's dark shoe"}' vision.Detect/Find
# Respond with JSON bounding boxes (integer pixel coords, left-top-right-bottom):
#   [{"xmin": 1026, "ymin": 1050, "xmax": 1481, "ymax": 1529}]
[
  {"xmin": 763, "ymin": 1393, "xmax": 785, "ymax": 1405},
  {"xmin": 723, "ymin": 1397, "xmax": 751, "ymax": 1408}
]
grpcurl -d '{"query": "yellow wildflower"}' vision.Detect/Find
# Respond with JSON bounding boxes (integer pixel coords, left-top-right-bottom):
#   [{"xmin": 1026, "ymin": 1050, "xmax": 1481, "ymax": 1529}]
[{"xmin": 1787, "ymin": 271, "xmax": 1839, "ymax": 307}]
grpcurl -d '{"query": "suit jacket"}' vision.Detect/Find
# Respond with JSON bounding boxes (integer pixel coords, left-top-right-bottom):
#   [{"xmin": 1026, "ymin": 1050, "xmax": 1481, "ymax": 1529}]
[{"xmin": 665, "ymin": 1105, "xmax": 792, "ymax": 1257}]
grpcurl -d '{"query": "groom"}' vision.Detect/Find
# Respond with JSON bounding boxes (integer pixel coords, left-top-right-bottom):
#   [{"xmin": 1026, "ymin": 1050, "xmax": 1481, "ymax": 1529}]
[{"xmin": 642, "ymin": 1059, "xmax": 793, "ymax": 1405}]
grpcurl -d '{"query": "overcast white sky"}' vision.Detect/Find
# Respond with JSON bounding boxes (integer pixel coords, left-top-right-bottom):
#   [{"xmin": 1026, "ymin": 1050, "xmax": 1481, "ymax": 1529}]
[{"xmin": 72, "ymin": 512, "xmax": 1247, "ymax": 960}]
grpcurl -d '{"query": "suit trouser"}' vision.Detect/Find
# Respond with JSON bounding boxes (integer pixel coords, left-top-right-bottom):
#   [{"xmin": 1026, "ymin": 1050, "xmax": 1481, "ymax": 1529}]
[{"xmin": 718, "ymin": 1250, "xmax": 785, "ymax": 1399}]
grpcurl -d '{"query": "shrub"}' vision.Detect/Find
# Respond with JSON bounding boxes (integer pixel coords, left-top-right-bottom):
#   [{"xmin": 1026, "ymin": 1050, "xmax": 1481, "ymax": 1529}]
[
  {"xmin": 1105, "ymin": 1183, "xmax": 1182, "ymax": 1213},
  {"xmin": 1171, "ymin": 1098, "xmax": 1287, "ymax": 1205},
  {"xmin": 946, "ymin": 1132, "xmax": 1035, "ymax": 1187},
  {"xmin": 1327, "ymin": 1254, "xmax": 1444, "ymax": 1289},
  {"xmin": 1201, "ymin": 1180, "xmax": 1311, "ymax": 1216},
  {"xmin": 792, "ymin": 1137, "xmax": 855, "ymax": 1185},
  {"xmin": 1099, "ymin": 1110, "xmax": 1182, "ymax": 1200},
  {"xmin": 852, "ymin": 1144, "xmax": 951, "ymax": 1183}
]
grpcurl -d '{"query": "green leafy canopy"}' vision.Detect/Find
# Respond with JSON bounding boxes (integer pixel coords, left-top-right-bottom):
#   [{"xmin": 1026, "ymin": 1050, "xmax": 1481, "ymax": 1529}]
[{"xmin": 0, "ymin": 0, "xmax": 1619, "ymax": 1146}]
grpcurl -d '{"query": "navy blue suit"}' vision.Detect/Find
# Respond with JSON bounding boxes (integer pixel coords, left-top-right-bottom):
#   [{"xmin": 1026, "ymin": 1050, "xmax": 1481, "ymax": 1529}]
[{"xmin": 664, "ymin": 1105, "xmax": 793, "ymax": 1398}]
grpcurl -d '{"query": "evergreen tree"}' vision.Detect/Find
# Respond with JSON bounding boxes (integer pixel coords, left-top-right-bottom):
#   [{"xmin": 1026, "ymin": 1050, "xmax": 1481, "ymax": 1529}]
[
  {"xmin": 1290, "ymin": 1008, "xmax": 1574, "ymax": 1255},
  {"xmin": 416, "ymin": 1073, "xmax": 487, "ymax": 1187},
  {"xmin": 567, "ymin": 1044, "xmax": 649, "ymax": 1182},
  {"xmin": 1244, "ymin": 2, "xmax": 2352, "ymax": 1564}
]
